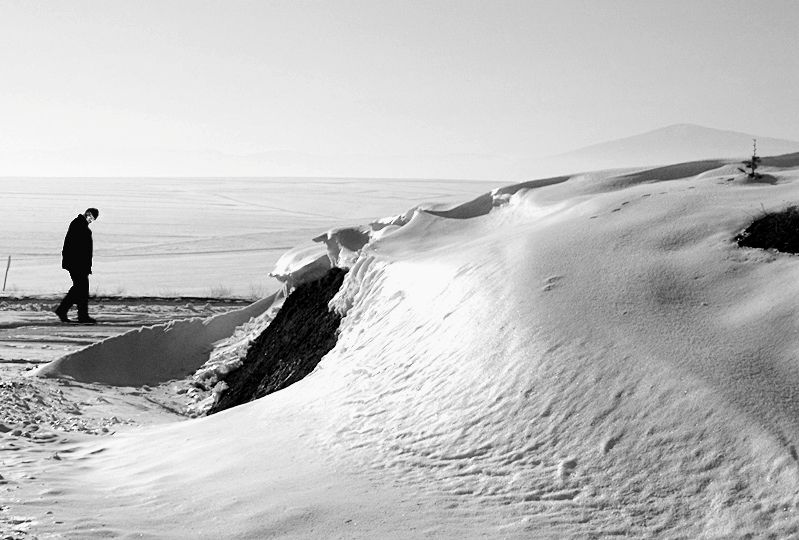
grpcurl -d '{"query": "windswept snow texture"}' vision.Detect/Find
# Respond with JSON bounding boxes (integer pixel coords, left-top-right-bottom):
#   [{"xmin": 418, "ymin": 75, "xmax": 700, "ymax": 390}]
[
  {"xmin": 18, "ymin": 154, "xmax": 799, "ymax": 539},
  {"xmin": 210, "ymin": 268, "xmax": 347, "ymax": 413}
]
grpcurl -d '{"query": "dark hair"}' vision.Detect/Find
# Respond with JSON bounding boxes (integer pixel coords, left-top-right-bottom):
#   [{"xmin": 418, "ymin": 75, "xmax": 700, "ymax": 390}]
[{"xmin": 86, "ymin": 208, "xmax": 99, "ymax": 219}]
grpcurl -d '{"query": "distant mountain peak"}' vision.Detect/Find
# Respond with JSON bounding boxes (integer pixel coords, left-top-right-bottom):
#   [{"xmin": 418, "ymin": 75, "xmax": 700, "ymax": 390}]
[
  {"xmin": 659, "ymin": 122, "xmax": 705, "ymax": 131},
  {"xmin": 592, "ymin": 123, "xmax": 778, "ymax": 147},
  {"xmin": 525, "ymin": 124, "xmax": 799, "ymax": 177}
]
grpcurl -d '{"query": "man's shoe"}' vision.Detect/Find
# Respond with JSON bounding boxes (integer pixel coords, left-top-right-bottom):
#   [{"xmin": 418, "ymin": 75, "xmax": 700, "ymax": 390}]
[
  {"xmin": 54, "ymin": 307, "xmax": 70, "ymax": 323},
  {"xmin": 77, "ymin": 316, "xmax": 97, "ymax": 325}
]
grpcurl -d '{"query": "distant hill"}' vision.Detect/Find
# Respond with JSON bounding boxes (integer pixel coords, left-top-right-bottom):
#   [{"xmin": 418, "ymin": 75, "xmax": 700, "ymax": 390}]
[
  {"xmin": 4, "ymin": 123, "xmax": 799, "ymax": 180},
  {"xmin": 521, "ymin": 124, "xmax": 799, "ymax": 178}
]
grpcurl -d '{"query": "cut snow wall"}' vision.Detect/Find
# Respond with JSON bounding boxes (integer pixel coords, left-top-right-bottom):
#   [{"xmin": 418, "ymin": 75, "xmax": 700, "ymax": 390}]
[{"xmin": 209, "ymin": 267, "xmax": 348, "ymax": 413}]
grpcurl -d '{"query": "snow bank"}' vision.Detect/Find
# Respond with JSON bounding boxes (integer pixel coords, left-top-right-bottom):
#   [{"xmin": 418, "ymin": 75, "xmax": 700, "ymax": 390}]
[
  {"xmin": 21, "ymin": 155, "xmax": 799, "ymax": 538},
  {"xmin": 309, "ymin": 156, "xmax": 799, "ymax": 536},
  {"xmin": 269, "ymin": 241, "xmax": 331, "ymax": 294},
  {"xmin": 27, "ymin": 295, "xmax": 277, "ymax": 386}
]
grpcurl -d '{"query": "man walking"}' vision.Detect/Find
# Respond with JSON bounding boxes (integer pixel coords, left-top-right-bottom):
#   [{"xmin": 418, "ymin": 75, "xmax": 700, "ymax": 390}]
[{"xmin": 55, "ymin": 208, "xmax": 99, "ymax": 324}]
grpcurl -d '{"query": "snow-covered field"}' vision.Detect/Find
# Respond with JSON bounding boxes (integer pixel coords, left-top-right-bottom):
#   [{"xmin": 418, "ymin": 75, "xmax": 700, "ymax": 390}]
[
  {"xmin": 5, "ymin": 161, "xmax": 799, "ymax": 539},
  {"xmin": 0, "ymin": 177, "xmax": 498, "ymax": 297}
]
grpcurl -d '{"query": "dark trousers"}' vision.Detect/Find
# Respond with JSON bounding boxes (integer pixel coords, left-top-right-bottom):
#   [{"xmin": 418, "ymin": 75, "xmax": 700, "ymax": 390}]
[{"xmin": 57, "ymin": 271, "xmax": 90, "ymax": 318}]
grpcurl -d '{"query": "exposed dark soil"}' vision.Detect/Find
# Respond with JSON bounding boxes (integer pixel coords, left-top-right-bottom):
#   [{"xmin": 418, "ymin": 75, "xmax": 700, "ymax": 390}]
[
  {"xmin": 736, "ymin": 205, "xmax": 799, "ymax": 254},
  {"xmin": 210, "ymin": 268, "xmax": 347, "ymax": 413}
]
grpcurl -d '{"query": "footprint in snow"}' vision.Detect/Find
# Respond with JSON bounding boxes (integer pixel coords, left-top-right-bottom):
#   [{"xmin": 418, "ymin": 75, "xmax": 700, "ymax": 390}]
[{"xmin": 556, "ymin": 458, "xmax": 578, "ymax": 480}]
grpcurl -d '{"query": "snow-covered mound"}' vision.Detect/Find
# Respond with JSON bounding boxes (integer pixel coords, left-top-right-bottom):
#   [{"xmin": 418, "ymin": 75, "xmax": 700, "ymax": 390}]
[
  {"xmin": 24, "ymin": 154, "xmax": 799, "ymax": 538},
  {"xmin": 27, "ymin": 296, "xmax": 276, "ymax": 386}
]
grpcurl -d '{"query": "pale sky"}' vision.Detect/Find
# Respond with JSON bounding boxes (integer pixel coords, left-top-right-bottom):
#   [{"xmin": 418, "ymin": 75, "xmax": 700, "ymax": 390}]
[{"xmin": 1, "ymin": 0, "xmax": 797, "ymax": 178}]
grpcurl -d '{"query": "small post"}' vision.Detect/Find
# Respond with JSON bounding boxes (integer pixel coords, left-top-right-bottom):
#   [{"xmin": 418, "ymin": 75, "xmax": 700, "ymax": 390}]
[{"xmin": 2, "ymin": 256, "xmax": 10, "ymax": 292}]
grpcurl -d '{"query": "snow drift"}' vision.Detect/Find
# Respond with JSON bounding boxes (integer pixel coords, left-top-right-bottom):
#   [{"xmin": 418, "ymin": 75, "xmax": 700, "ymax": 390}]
[
  {"xmin": 22, "ymin": 153, "xmax": 799, "ymax": 538},
  {"xmin": 27, "ymin": 296, "xmax": 275, "ymax": 386}
]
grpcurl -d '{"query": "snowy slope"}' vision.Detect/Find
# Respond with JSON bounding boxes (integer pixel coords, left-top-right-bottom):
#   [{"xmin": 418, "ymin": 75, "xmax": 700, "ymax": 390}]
[{"xmin": 22, "ymin": 155, "xmax": 799, "ymax": 538}]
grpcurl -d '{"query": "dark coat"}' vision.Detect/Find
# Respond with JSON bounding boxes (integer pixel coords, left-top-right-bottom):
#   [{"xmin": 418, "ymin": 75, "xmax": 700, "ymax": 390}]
[{"xmin": 61, "ymin": 214, "xmax": 93, "ymax": 275}]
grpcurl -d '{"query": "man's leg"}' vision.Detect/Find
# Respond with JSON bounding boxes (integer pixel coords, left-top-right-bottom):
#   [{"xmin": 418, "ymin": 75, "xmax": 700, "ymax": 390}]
[
  {"xmin": 55, "ymin": 272, "xmax": 83, "ymax": 321},
  {"xmin": 71, "ymin": 272, "xmax": 90, "ymax": 320}
]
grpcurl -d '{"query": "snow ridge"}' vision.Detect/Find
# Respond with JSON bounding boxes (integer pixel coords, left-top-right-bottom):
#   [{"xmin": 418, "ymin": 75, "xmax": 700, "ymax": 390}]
[{"xmin": 19, "ymin": 155, "xmax": 799, "ymax": 538}]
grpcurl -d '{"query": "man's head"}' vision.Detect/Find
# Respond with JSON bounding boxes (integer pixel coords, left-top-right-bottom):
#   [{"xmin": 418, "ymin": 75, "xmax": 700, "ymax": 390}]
[{"xmin": 85, "ymin": 208, "xmax": 99, "ymax": 224}]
